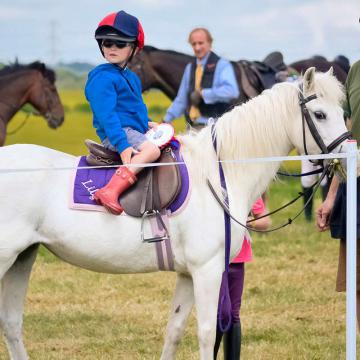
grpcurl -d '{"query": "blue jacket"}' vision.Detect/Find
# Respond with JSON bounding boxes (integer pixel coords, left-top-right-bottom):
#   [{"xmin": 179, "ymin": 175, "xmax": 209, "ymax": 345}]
[{"xmin": 85, "ymin": 63, "xmax": 149, "ymax": 153}]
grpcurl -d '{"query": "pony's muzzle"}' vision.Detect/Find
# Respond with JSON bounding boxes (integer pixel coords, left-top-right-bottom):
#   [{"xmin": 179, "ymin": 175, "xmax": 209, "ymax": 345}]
[{"xmin": 47, "ymin": 114, "xmax": 64, "ymax": 128}]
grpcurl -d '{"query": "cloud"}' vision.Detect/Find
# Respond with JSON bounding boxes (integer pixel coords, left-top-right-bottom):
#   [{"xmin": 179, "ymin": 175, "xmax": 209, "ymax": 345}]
[
  {"xmin": 132, "ymin": 0, "xmax": 181, "ymax": 6},
  {"xmin": 0, "ymin": 0, "xmax": 359, "ymax": 64},
  {"xmin": 0, "ymin": 5, "xmax": 29, "ymax": 20}
]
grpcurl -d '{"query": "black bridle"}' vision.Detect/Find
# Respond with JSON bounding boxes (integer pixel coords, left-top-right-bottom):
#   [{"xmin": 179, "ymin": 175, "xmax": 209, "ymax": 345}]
[
  {"xmin": 299, "ymin": 84, "xmax": 351, "ymax": 163},
  {"xmin": 208, "ymin": 83, "xmax": 352, "ymax": 233}
]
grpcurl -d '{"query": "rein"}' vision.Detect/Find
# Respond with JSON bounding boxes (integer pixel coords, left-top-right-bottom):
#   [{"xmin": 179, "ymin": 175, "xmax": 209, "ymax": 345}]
[
  {"xmin": 277, "ymin": 167, "xmax": 323, "ymax": 177},
  {"xmin": 2, "ymin": 101, "xmax": 42, "ymax": 136},
  {"xmin": 208, "ymin": 82, "xmax": 351, "ymax": 233},
  {"xmin": 6, "ymin": 111, "xmax": 32, "ymax": 135},
  {"xmin": 207, "ymin": 163, "xmax": 330, "ymax": 233}
]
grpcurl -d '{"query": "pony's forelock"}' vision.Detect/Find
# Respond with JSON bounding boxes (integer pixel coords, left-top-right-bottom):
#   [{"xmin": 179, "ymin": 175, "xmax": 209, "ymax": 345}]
[{"xmin": 312, "ymin": 71, "xmax": 345, "ymax": 105}]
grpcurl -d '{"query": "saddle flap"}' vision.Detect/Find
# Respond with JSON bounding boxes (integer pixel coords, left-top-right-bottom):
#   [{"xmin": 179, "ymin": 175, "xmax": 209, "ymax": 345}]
[
  {"xmin": 236, "ymin": 62, "xmax": 262, "ymax": 99},
  {"xmin": 120, "ymin": 147, "xmax": 182, "ymax": 217}
]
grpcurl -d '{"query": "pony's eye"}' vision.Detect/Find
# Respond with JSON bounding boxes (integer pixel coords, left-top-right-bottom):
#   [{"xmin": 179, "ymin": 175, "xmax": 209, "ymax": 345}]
[{"xmin": 314, "ymin": 111, "xmax": 326, "ymax": 120}]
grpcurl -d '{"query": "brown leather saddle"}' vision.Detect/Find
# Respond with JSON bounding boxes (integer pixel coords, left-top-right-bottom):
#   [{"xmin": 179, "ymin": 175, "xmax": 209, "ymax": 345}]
[
  {"xmin": 234, "ymin": 60, "xmax": 263, "ymax": 101},
  {"xmin": 85, "ymin": 139, "xmax": 182, "ymax": 218},
  {"xmin": 232, "ymin": 51, "xmax": 288, "ymax": 102}
]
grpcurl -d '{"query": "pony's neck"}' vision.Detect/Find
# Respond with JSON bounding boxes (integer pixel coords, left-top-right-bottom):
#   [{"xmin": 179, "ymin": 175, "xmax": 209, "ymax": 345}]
[
  {"xmin": 217, "ymin": 86, "xmax": 296, "ymax": 203},
  {"xmin": 180, "ymin": 83, "xmax": 297, "ymax": 210},
  {"xmin": 152, "ymin": 50, "xmax": 192, "ymax": 100}
]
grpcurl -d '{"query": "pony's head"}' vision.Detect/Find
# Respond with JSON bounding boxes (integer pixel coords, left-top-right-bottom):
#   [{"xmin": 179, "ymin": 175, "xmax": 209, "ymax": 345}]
[
  {"xmin": 288, "ymin": 67, "xmax": 349, "ymax": 158},
  {"xmin": 27, "ymin": 62, "xmax": 65, "ymax": 129}
]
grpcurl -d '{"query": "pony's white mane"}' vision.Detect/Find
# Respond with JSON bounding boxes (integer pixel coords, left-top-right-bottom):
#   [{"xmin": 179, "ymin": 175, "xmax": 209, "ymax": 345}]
[
  {"xmin": 179, "ymin": 82, "xmax": 297, "ymax": 188},
  {"xmin": 179, "ymin": 70, "xmax": 344, "ymax": 207}
]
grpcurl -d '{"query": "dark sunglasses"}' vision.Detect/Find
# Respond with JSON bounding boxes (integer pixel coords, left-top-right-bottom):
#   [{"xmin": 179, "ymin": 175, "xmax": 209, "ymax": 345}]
[{"xmin": 102, "ymin": 39, "xmax": 133, "ymax": 49}]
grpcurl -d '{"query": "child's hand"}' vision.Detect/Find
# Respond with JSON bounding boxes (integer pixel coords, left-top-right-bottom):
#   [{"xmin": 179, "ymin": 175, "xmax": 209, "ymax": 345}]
[
  {"xmin": 120, "ymin": 147, "xmax": 137, "ymax": 164},
  {"xmin": 148, "ymin": 121, "xmax": 159, "ymax": 129}
]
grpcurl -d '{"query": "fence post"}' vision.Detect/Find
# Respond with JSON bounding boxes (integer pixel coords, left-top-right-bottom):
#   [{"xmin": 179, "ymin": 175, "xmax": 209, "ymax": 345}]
[{"xmin": 346, "ymin": 139, "xmax": 358, "ymax": 360}]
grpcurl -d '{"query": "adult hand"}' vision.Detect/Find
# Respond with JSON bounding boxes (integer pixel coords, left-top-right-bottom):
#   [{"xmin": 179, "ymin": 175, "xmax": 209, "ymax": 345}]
[
  {"xmin": 120, "ymin": 147, "xmax": 137, "ymax": 165},
  {"xmin": 316, "ymin": 198, "xmax": 334, "ymax": 232},
  {"xmin": 190, "ymin": 90, "xmax": 202, "ymax": 106}
]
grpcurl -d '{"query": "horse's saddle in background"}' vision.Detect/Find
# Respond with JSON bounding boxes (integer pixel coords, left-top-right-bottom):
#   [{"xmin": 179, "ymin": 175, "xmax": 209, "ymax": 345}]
[
  {"xmin": 233, "ymin": 51, "xmax": 288, "ymax": 100},
  {"xmin": 85, "ymin": 139, "xmax": 182, "ymax": 217}
]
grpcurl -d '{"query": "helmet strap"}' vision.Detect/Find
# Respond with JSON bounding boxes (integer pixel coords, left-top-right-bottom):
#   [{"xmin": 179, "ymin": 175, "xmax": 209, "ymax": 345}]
[{"xmin": 119, "ymin": 44, "xmax": 137, "ymax": 70}]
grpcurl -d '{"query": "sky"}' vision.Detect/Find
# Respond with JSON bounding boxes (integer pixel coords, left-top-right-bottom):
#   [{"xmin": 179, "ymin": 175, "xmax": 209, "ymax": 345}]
[{"xmin": 0, "ymin": 0, "xmax": 359, "ymax": 67}]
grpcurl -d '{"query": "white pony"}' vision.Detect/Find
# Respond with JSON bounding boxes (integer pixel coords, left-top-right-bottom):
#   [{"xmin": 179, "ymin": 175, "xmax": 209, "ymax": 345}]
[{"xmin": 0, "ymin": 68, "xmax": 349, "ymax": 360}]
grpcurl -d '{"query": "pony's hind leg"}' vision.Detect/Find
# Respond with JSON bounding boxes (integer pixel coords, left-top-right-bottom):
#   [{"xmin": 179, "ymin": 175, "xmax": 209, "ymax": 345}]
[
  {"xmin": 0, "ymin": 244, "xmax": 39, "ymax": 360},
  {"xmin": 160, "ymin": 273, "xmax": 194, "ymax": 360}
]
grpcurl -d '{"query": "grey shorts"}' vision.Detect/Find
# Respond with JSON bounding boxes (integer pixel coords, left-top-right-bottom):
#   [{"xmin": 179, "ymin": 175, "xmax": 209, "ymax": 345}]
[{"xmin": 102, "ymin": 127, "xmax": 148, "ymax": 152}]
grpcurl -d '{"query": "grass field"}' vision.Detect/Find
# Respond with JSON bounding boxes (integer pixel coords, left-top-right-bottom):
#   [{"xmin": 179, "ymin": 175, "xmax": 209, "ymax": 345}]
[{"xmin": 1, "ymin": 90, "xmax": 354, "ymax": 359}]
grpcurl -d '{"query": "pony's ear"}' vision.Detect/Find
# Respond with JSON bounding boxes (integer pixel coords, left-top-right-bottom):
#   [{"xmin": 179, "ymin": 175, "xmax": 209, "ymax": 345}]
[
  {"xmin": 303, "ymin": 67, "xmax": 315, "ymax": 93},
  {"xmin": 327, "ymin": 66, "xmax": 334, "ymax": 76}
]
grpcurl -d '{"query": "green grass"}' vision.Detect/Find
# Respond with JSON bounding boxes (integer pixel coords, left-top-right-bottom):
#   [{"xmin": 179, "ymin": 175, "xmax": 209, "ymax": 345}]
[{"xmin": 1, "ymin": 89, "xmax": 354, "ymax": 359}]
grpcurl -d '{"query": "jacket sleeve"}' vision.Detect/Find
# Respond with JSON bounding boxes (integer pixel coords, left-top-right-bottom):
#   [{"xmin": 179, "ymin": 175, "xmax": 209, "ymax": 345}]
[{"xmin": 86, "ymin": 74, "xmax": 130, "ymax": 154}]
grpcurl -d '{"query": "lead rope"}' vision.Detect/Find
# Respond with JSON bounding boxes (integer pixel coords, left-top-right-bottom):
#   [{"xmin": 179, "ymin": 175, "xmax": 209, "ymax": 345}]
[
  {"xmin": 6, "ymin": 110, "xmax": 33, "ymax": 135},
  {"xmin": 211, "ymin": 124, "xmax": 233, "ymax": 333}
]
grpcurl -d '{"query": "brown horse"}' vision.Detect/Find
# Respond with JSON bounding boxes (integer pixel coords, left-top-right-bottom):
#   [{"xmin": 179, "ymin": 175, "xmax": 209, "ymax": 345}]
[
  {"xmin": 129, "ymin": 46, "xmax": 287, "ymax": 102},
  {"xmin": 289, "ymin": 55, "xmax": 349, "ymax": 84},
  {"xmin": 130, "ymin": 46, "xmax": 193, "ymax": 100},
  {"xmin": 129, "ymin": 47, "xmax": 350, "ymax": 102},
  {"xmin": 0, "ymin": 61, "xmax": 64, "ymax": 146}
]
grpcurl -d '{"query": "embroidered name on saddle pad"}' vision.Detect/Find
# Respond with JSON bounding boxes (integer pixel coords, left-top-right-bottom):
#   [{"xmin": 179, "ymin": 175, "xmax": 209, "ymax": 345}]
[
  {"xmin": 69, "ymin": 156, "xmax": 114, "ymax": 211},
  {"xmin": 69, "ymin": 142, "xmax": 190, "ymax": 215}
]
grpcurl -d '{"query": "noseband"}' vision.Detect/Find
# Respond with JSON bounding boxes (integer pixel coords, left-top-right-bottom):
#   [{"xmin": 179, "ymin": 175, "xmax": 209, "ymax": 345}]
[{"xmin": 299, "ymin": 84, "xmax": 352, "ymax": 163}]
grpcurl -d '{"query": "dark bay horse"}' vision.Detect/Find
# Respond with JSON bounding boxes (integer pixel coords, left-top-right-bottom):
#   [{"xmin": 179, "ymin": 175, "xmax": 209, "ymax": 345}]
[
  {"xmin": 129, "ymin": 46, "xmax": 287, "ymax": 102},
  {"xmin": 129, "ymin": 47, "xmax": 350, "ymax": 103},
  {"xmin": 289, "ymin": 55, "xmax": 349, "ymax": 84},
  {"xmin": 0, "ymin": 61, "xmax": 64, "ymax": 146},
  {"xmin": 130, "ymin": 46, "xmax": 193, "ymax": 100}
]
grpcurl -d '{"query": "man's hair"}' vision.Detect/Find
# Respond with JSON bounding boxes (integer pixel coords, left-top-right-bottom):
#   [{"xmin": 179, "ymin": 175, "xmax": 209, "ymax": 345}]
[{"xmin": 188, "ymin": 28, "xmax": 213, "ymax": 44}]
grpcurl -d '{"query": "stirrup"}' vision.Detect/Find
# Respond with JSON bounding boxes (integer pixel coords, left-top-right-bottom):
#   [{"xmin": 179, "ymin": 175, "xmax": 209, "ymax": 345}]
[{"xmin": 141, "ymin": 210, "xmax": 170, "ymax": 243}]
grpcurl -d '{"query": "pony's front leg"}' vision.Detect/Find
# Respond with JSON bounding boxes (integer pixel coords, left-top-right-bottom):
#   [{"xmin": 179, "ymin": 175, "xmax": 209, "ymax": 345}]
[
  {"xmin": 192, "ymin": 261, "xmax": 223, "ymax": 360},
  {"xmin": 160, "ymin": 273, "xmax": 194, "ymax": 360}
]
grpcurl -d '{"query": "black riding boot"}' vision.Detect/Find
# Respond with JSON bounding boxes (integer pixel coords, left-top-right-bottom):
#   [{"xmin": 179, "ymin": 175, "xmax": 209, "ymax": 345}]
[
  {"xmin": 223, "ymin": 322, "xmax": 241, "ymax": 360},
  {"xmin": 302, "ymin": 186, "xmax": 313, "ymax": 222},
  {"xmin": 213, "ymin": 327, "xmax": 223, "ymax": 359}
]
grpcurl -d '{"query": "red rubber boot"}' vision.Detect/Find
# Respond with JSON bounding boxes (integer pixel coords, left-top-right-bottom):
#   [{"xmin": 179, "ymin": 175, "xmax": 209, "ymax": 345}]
[{"xmin": 94, "ymin": 167, "xmax": 137, "ymax": 215}]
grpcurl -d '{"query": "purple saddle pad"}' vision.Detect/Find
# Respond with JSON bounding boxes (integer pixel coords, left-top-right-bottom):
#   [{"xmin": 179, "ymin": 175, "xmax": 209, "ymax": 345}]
[{"xmin": 72, "ymin": 140, "xmax": 189, "ymax": 214}]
